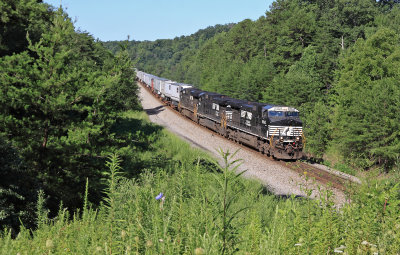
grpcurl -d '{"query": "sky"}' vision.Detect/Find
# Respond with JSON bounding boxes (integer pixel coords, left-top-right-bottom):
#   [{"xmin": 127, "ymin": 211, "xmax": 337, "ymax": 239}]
[{"xmin": 44, "ymin": 0, "xmax": 274, "ymax": 42}]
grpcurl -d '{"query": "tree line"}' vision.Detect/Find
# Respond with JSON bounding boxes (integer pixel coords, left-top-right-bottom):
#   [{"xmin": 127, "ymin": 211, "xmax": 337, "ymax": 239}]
[
  {"xmin": 102, "ymin": 24, "xmax": 234, "ymax": 82},
  {"xmin": 105, "ymin": 0, "xmax": 400, "ymax": 171}
]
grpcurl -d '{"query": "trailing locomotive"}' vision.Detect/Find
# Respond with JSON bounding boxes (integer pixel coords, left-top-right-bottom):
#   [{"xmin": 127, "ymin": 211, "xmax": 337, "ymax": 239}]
[{"xmin": 136, "ymin": 70, "xmax": 303, "ymax": 160}]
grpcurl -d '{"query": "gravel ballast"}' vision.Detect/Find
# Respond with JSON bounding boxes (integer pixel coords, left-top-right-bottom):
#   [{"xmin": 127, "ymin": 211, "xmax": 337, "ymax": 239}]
[{"xmin": 139, "ymin": 84, "xmax": 346, "ymax": 204}]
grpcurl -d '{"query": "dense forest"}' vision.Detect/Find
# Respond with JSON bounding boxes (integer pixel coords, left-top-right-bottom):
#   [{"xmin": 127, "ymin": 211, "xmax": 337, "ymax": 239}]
[
  {"xmin": 0, "ymin": 0, "xmax": 142, "ymax": 231},
  {"xmin": 104, "ymin": 0, "xmax": 400, "ymax": 172}
]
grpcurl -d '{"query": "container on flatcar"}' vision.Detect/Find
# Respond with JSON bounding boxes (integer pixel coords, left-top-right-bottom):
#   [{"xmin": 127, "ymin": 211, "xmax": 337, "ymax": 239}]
[
  {"xmin": 152, "ymin": 76, "xmax": 169, "ymax": 96},
  {"xmin": 159, "ymin": 78, "xmax": 172, "ymax": 98},
  {"xmin": 164, "ymin": 82, "xmax": 192, "ymax": 106}
]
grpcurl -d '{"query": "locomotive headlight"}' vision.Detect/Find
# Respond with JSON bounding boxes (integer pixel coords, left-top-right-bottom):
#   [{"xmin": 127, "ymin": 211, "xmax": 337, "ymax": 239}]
[
  {"xmin": 296, "ymin": 136, "xmax": 300, "ymax": 141},
  {"xmin": 279, "ymin": 136, "xmax": 283, "ymax": 141}
]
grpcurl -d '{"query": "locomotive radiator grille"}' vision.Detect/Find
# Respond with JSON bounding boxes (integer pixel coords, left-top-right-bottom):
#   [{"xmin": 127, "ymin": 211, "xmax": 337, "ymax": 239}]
[{"xmin": 268, "ymin": 126, "xmax": 303, "ymax": 137}]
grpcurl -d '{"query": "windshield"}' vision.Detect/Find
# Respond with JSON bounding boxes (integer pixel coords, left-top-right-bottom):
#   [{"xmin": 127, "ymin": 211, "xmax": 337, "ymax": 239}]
[
  {"xmin": 286, "ymin": 111, "xmax": 299, "ymax": 117},
  {"xmin": 268, "ymin": 111, "xmax": 299, "ymax": 117},
  {"xmin": 268, "ymin": 111, "xmax": 284, "ymax": 117}
]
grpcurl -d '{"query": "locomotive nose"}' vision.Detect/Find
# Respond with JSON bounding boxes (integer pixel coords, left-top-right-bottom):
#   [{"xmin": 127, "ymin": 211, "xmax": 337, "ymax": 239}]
[{"xmin": 288, "ymin": 118, "xmax": 301, "ymax": 126}]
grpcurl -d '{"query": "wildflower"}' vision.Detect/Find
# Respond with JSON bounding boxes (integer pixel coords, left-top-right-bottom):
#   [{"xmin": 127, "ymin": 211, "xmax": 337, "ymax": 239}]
[
  {"xmin": 156, "ymin": 192, "xmax": 166, "ymax": 210},
  {"xmin": 335, "ymin": 245, "xmax": 346, "ymax": 250},
  {"xmin": 361, "ymin": 240, "xmax": 377, "ymax": 247},
  {"xmin": 155, "ymin": 192, "xmax": 164, "ymax": 200},
  {"xmin": 194, "ymin": 247, "xmax": 205, "ymax": 255},
  {"xmin": 303, "ymin": 171, "xmax": 307, "ymax": 175},
  {"xmin": 361, "ymin": 240, "xmax": 369, "ymax": 246},
  {"xmin": 121, "ymin": 230, "xmax": 127, "ymax": 240},
  {"xmin": 159, "ymin": 238, "xmax": 164, "ymax": 243},
  {"xmin": 46, "ymin": 239, "xmax": 54, "ymax": 249},
  {"xmin": 370, "ymin": 246, "xmax": 378, "ymax": 254},
  {"xmin": 334, "ymin": 244, "xmax": 346, "ymax": 253},
  {"xmin": 146, "ymin": 240, "xmax": 153, "ymax": 248}
]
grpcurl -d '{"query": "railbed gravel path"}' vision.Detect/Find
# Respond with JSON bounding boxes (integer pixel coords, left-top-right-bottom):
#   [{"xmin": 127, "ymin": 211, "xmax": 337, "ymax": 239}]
[{"xmin": 139, "ymin": 84, "xmax": 347, "ymax": 205}]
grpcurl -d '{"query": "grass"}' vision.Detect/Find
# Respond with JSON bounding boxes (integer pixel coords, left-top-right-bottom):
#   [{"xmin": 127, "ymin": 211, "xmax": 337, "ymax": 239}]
[
  {"xmin": 1, "ymin": 110, "xmax": 400, "ymax": 254},
  {"xmin": 322, "ymin": 146, "xmax": 360, "ymax": 177},
  {"xmin": 333, "ymin": 162, "xmax": 357, "ymax": 176}
]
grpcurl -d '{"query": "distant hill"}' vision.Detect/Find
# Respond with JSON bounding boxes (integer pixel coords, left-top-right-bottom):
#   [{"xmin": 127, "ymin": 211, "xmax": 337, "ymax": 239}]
[{"xmin": 102, "ymin": 24, "xmax": 234, "ymax": 82}]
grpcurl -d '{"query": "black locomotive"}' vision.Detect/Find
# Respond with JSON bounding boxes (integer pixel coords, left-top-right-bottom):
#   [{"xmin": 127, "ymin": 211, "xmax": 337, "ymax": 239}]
[{"xmin": 179, "ymin": 88, "xmax": 303, "ymax": 159}]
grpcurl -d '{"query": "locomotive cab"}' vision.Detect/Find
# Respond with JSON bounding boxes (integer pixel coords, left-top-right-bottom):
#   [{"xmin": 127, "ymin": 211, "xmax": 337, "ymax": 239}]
[{"xmin": 262, "ymin": 105, "xmax": 303, "ymax": 158}]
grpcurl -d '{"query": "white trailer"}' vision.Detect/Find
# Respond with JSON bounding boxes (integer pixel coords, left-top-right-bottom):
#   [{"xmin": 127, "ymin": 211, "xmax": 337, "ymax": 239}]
[{"xmin": 164, "ymin": 82, "xmax": 192, "ymax": 105}]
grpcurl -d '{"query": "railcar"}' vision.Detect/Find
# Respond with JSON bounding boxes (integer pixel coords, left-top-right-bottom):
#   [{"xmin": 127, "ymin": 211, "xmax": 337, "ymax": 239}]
[
  {"xmin": 164, "ymin": 81, "xmax": 192, "ymax": 107},
  {"xmin": 137, "ymin": 70, "xmax": 303, "ymax": 160},
  {"xmin": 142, "ymin": 72, "xmax": 156, "ymax": 89},
  {"xmin": 153, "ymin": 76, "xmax": 167, "ymax": 96},
  {"xmin": 159, "ymin": 78, "xmax": 171, "ymax": 97}
]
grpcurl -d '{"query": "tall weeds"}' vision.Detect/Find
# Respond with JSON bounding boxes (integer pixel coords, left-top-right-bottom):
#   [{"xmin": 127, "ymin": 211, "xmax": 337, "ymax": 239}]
[
  {"xmin": 211, "ymin": 149, "xmax": 248, "ymax": 254},
  {"xmin": 1, "ymin": 114, "xmax": 400, "ymax": 254}
]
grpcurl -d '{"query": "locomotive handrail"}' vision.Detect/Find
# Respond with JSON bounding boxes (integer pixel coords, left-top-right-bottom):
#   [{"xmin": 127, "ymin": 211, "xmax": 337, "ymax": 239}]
[{"xmin": 302, "ymin": 133, "xmax": 307, "ymax": 149}]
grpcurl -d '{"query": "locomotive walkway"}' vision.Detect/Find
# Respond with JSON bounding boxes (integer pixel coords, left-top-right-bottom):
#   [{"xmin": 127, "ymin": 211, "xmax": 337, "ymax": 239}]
[{"xmin": 139, "ymin": 83, "xmax": 348, "ymax": 205}]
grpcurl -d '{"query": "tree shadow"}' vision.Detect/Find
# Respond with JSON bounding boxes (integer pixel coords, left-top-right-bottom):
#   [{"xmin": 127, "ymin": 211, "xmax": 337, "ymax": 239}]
[
  {"xmin": 111, "ymin": 115, "xmax": 180, "ymax": 177},
  {"xmin": 112, "ymin": 116, "xmax": 163, "ymax": 150},
  {"xmin": 259, "ymin": 186, "xmax": 309, "ymax": 201},
  {"xmin": 144, "ymin": 105, "xmax": 165, "ymax": 115},
  {"xmin": 194, "ymin": 158, "xmax": 222, "ymax": 173}
]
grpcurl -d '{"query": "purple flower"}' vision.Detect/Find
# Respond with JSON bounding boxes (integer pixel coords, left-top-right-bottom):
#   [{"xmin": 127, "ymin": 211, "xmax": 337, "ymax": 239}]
[{"xmin": 155, "ymin": 192, "xmax": 164, "ymax": 200}]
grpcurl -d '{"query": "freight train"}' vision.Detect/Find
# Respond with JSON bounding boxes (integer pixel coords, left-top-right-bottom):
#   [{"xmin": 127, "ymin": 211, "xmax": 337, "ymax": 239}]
[{"xmin": 136, "ymin": 70, "xmax": 303, "ymax": 160}]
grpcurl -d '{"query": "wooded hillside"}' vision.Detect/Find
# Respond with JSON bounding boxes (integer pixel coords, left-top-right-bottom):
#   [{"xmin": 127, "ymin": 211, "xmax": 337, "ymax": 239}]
[
  {"xmin": 102, "ymin": 24, "xmax": 233, "ymax": 81},
  {"xmin": 106, "ymin": 0, "xmax": 400, "ymax": 171}
]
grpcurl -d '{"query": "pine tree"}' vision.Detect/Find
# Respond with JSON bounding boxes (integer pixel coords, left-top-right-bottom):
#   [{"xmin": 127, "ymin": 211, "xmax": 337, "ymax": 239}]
[
  {"xmin": 0, "ymin": 7, "xmax": 139, "ymax": 214},
  {"xmin": 332, "ymin": 28, "xmax": 400, "ymax": 169},
  {"xmin": 0, "ymin": 135, "xmax": 36, "ymax": 232}
]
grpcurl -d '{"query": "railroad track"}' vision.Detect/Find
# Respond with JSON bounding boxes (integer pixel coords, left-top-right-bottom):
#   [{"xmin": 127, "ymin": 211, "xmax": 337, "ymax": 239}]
[
  {"xmin": 139, "ymin": 82, "xmax": 358, "ymax": 193},
  {"xmin": 217, "ymin": 139, "xmax": 354, "ymax": 193},
  {"xmin": 278, "ymin": 161, "xmax": 351, "ymax": 192}
]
